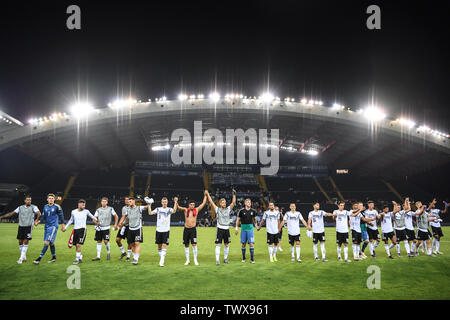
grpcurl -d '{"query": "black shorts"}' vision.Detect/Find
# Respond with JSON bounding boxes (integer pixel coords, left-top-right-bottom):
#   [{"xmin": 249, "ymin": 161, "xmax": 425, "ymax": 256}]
[
  {"xmin": 17, "ymin": 226, "xmax": 33, "ymax": 240},
  {"xmin": 395, "ymin": 229, "xmax": 407, "ymax": 241},
  {"xmin": 406, "ymin": 229, "xmax": 416, "ymax": 240},
  {"xmin": 155, "ymin": 231, "xmax": 170, "ymax": 245},
  {"xmin": 336, "ymin": 231, "xmax": 349, "ymax": 244},
  {"xmin": 431, "ymin": 226, "xmax": 444, "ymax": 238},
  {"xmin": 367, "ymin": 228, "xmax": 380, "ymax": 240},
  {"xmin": 288, "ymin": 234, "xmax": 300, "ymax": 245},
  {"xmin": 95, "ymin": 229, "xmax": 111, "ymax": 241},
  {"xmin": 382, "ymin": 231, "xmax": 395, "ymax": 241},
  {"xmin": 73, "ymin": 228, "xmax": 87, "ymax": 245},
  {"xmin": 116, "ymin": 226, "xmax": 129, "ymax": 240},
  {"xmin": 267, "ymin": 232, "xmax": 279, "ymax": 244},
  {"xmin": 417, "ymin": 229, "xmax": 431, "ymax": 241},
  {"xmin": 183, "ymin": 227, "xmax": 197, "ymax": 245},
  {"xmin": 351, "ymin": 230, "xmax": 362, "ymax": 243},
  {"xmin": 127, "ymin": 228, "xmax": 143, "ymax": 243},
  {"xmin": 215, "ymin": 228, "xmax": 231, "ymax": 244},
  {"xmin": 313, "ymin": 232, "xmax": 325, "ymax": 243},
  {"xmin": 278, "ymin": 227, "xmax": 283, "ymax": 240}
]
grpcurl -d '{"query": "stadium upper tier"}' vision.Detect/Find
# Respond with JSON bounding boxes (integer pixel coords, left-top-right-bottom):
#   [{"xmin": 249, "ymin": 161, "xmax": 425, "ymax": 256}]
[{"xmin": 0, "ymin": 98, "xmax": 449, "ymax": 177}]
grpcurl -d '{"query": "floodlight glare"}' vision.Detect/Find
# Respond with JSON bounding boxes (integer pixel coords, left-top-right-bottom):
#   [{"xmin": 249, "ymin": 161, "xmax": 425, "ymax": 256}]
[
  {"xmin": 209, "ymin": 92, "xmax": 220, "ymax": 102},
  {"xmin": 364, "ymin": 107, "xmax": 385, "ymax": 121},
  {"xmin": 70, "ymin": 102, "xmax": 94, "ymax": 118},
  {"xmin": 261, "ymin": 92, "xmax": 274, "ymax": 103}
]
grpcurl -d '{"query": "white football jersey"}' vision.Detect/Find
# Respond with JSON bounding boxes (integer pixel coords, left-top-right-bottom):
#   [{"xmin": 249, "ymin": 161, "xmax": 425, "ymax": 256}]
[
  {"xmin": 404, "ymin": 211, "xmax": 415, "ymax": 230},
  {"xmin": 429, "ymin": 209, "xmax": 441, "ymax": 228},
  {"xmin": 283, "ymin": 211, "xmax": 304, "ymax": 236},
  {"xmin": 155, "ymin": 207, "xmax": 173, "ymax": 233},
  {"xmin": 363, "ymin": 209, "xmax": 379, "ymax": 230},
  {"xmin": 262, "ymin": 210, "xmax": 280, "ymax": 234},
  {"xmin": 334, "ymin": 209, "xmax": 350, "ymax": 233},
  {"xmin": 350, "ymin": 213, "xmax": 362, "ymax": 232},
  {"xmin": 308, "ymin": 210, "xmax": 327, "ymax": 233},
  {"xmin": 380, "ymin": 212, "xmax": 394, "ymax": 234}
]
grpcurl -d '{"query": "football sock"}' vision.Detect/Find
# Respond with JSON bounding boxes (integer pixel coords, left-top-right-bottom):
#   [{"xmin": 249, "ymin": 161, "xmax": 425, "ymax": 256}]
[
  {"xmin": 411, "ymin": 242, "xmax": 416, "ymax": 253},
  {"xmin": 119, "ymin": 246, "xmax": 125, "ymax": 254},
  {"xmin": 385, "ymin": 244, "xmax": 391, "ymax": 256},
  {"xmin": 97, "ymin": 243, "xmax": 102, "ymax": 258},
  {"xmin": 20, "ymin": 245, "xmax": 28, "ymax": 260},
  {"xmin": 369, "ymin": 242, "xmax": 374, "ymax": 255},
  {"xmin": 320, "ymin": 242, "xmax": 326, "ymax": 259},
  {"xmin": 242, "ymin": 246, "xmax": 246, "ymax": 260},
  {"xmin": 215, "ymin": 245, "xmax": 221, "ymax": 261},
  {"xmin": 436, "ymin": 240, "xmax": 440, "ymax": 252},
  {"xmin": 185, "ymin": 247, "xmax": 190, "ymax": 261},
  {"xmin": 404, "ymin": 241, "xmax": 411, "ymax": 254},
  {"xmin": 193, "ymin": 246, "xmax": 198, "ymax": 260},
  {"xmin": 396, "ymin": 244, "xmax": 401, "ymax": 254},
  {"xmin": 268, "ymin": 246, "xmax": 273, "ymax": 259},
  {"xmin": 313, "ymin": 243, "xmax": 318, "ymax": 258},
  {"xmin": 105, "ymin": 243, "xmax": 110, "ymax": 254},
  {"xmin": 343, "ymin": 246, "xmax": 348, "ymax": 260},
  {"xmin": 224, "ymin": 245, "xmax": 229, "ymax": 259},
  {"xmin": 50, "ymin": 244, "xmax": 56, "ymax": 257},
  {"xmin": 362, "ymin": 241, "xmax": 369, "ymax": 252},
  {"xmin": 291, "ymin": 245, "xmax": 295, "ymax": 258},
  {"xmin": 249, "ymin": 246, "xmax": 254, "ymax": 260},
  {"xmin": 160, "ymin": 249, "xmax": 167, "ymax": 263},
  {"xmin": 273, "ymin": 245, "xmax": 278, "ymax": 258},
  {"xmin": 127, "ymin": 249, "xmax": 131, "ymax": 258},
  {"xmin": 39, "ymin": 244, "xmax": 49, "ymax": 258}
]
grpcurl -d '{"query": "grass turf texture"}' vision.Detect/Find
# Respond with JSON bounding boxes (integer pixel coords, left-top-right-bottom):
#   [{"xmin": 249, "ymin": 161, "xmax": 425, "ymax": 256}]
[{"xmin": 0, "ymin": 223, "xmax": 449, "ymax": 300}]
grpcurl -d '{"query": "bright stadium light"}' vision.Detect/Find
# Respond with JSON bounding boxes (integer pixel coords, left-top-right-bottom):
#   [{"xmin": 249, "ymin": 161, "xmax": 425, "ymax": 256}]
[
  {"xmin": 363, "ymin": 107, "xmax": 386, "ymax": 121},
  {"xmin": 209, "ymin": 92, "xmax": 220, "ymax": 102},
  {"xmin": 300, "ymin": 98, "xmax": 307, "ymax": 104},
  {"xmin": 260, "ymin": 92, "xmax": 274, "ymax": 103},
  {"xmin": 332, "ymin": 103, "xmax": 342, "ymax": 109},
  {"xmin": 70, "ymin": 102, "xmax": 94, "ymax": 118},
  {"xmin": 397, "ymin": 118, "xmax": 416, "ymax": 128},
  {"xmin": 109, "ymin": 98, "xmax": 136, "ymax": 109},
  {"xmin": 178, "ymin": 94, "xmax": 187, "ymax": 101}
]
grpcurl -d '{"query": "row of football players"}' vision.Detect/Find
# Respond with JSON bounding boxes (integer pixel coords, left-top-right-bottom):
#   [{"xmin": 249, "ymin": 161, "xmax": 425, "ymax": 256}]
[{"xmin": 0, "ymin": 192, "xmax": 446, "ymax": 265}]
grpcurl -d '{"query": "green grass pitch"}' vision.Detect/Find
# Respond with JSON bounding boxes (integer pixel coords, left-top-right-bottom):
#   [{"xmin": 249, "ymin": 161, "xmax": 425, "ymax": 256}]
[{"xmin": 0, "ymin": 223, "xmax": 449, "ymax": 300}]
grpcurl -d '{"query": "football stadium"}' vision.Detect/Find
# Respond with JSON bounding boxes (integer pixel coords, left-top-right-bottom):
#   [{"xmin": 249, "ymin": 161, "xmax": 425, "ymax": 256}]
[
  {"xmin": 0, "ymin": 95, "xmax": 449, "ymax": 300},
  {"xmin": 0, "ymin": 0, "xmax": 449, "ymax": 306}
]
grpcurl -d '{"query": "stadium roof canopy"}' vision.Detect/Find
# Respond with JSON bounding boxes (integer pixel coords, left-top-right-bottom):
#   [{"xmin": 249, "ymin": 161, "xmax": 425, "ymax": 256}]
[{"xmin": 0, "ymin": 98, "xmax": 448, "ymax": 178}]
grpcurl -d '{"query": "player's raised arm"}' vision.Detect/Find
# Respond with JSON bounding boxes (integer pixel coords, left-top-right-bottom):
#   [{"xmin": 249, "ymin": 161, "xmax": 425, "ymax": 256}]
[
  {"xmin": 392, "ymin": 201, "xmax": 400, "ymax": 214},
  {"xmin": 205, "ymin": 190, "xmax": 216, "ymax": 209},
  {"xmin": 442, "ymin": 201, "xmax": 448, "ymax": 214},
  {"xmin": 229, "ymin": 189, "xmax": 236, "ymax": 209},
  {"xmin": 196, "ymin": 194, "xmax": 207, "ymax": 212},
  {"xmin": 0, "ymin": 208, "xmax": 17, "ymax": 220},
  {"xmin": 172, "ymin": 197, "xmax": 178, "ymax": 214}
]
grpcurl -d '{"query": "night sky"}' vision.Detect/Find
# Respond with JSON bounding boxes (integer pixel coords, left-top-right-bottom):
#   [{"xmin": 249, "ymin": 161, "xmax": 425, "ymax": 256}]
[{"xmin": 0, "ymin": 0, "xmax": 449, "ymax": 132}]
